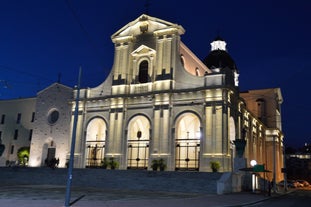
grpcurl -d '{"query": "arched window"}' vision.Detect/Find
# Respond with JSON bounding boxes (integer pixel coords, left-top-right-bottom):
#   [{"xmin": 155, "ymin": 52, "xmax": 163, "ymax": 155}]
[
  {"xmin": 256, "ymin": 98, "xmax": 265, "ymax": 121},
  {"xmin": 195, "ymin": 67, "xmax": 200, "ymax": 76},
  {"xmin": 139, "ymin": 60, "xmax": 149, "ymax": 83},
  {"xmin": 175, "ymin": 113, "xmax": 201, "ymax": 171},
  {"xmin": 127, "ymin": 115, "xmax": 150, "ymax": 169},
  {"xmin": 85, "ymin": 118, "xmax": 107, "ymax": 168},
  {"xmin": 180, "ymin": 54, "xmax": 185, "ymax": 67}
]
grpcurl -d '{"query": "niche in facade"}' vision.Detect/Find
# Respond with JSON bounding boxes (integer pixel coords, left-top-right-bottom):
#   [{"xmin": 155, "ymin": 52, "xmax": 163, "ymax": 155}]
[{"xmin": 138, "ymin": 60, "xmax": 149, "ymax": 83}]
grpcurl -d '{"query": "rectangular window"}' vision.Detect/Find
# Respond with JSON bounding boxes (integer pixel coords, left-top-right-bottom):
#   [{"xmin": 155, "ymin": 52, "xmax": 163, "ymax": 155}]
[
  {"xmin": 29, "ymin": 129, "xmax": 33, "ymax": 141},
  {"xmin": 31, "ymin": 112, "xmax": 35, "ymax": 122},
  {"xmin": 1, "ymin": 114, "xmax": 5, "ymax": 124},
  {"xmin": 14, "ymin": 129, "xmax": 18, "ymax": 140},
  {"xmin": 16, "ymin": 113, "xmax": 21, "ymax": 124},
  {"xmin": 10, "ymin": 145, "xmax": 14, "ymax": 154},
  {"xmin": 0, "ymin": 131, "xmax": 2, "ymax": 139}
]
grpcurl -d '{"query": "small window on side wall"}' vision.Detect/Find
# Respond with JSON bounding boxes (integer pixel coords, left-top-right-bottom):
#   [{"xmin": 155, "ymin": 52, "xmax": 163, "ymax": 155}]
[
  {"xmin": 31, "ymin": 112, "xmax": 35, "ymax": 122},
  {"xmin": 10, "ymin": 145, "xmax": 14, "ymax": 154},
  {"xmin": 1, "ymin": 114, "xmax": 5, "ymax": 124},
  {"xmin": 16, "ymin": 113, "xmax": 21, "ymax": 124}
]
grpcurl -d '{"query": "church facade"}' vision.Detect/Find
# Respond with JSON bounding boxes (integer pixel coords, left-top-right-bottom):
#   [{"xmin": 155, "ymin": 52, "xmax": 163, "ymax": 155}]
[{"xmin": 0, "ymin": 14, "xmax": 284, "ymax": 182}]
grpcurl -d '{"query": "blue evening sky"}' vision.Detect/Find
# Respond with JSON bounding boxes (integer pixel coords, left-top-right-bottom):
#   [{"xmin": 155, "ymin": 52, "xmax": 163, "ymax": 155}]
[{"xmin": 0, "ymin": 0, "xmax": 310, "ymax": 149}]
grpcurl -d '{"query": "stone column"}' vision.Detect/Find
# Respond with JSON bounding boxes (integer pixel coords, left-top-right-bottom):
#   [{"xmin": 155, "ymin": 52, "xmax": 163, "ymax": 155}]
[{"xmin": 233, "ymin": 139, "xmax": 247, "ymax": 172}]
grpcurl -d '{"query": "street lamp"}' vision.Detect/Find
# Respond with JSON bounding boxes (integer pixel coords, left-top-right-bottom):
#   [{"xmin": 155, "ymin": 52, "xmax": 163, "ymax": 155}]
[
  {"xmin": 65, "ymin": 68, "xmax": 81, "ymax": 207},
  {"xmin": 250, "ymin": 160, "xmax": 257, "ymax": 167},
  {"xmin": 250, "ymin": 160, "xmax": 257, "ymax": 193},
  {"xmin": 273, "ymin": 136, "xmax": 276, "ymax": 193}
]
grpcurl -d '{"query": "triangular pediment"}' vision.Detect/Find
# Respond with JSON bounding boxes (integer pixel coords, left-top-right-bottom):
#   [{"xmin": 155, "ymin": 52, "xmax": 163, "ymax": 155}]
[
  {"xmin": 37, "ymin": 83, "xmax": 72, "ymax": 96},
  {"xmin": 111, "ymin": 14, "xmax": 185, "ymax": 40},
  {"xmin": 131, "ymin": 45, "xmax": 155, "ymax": 56}
]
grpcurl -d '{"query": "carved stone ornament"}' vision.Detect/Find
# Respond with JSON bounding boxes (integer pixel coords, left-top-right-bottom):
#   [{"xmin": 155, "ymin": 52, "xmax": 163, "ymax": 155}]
[{"xmin": 140, "ymin": 21, "xmax": 149, "ymax": 33}]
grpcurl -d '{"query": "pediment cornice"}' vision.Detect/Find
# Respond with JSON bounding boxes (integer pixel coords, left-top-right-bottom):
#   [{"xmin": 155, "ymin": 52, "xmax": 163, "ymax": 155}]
[
  {"xmin": 131, "ymin": 45, "xmax": 156, "ymax": 56},
  {"xmin": 111, "ymin": 14, "xmax": 185, "ymax": 42}
]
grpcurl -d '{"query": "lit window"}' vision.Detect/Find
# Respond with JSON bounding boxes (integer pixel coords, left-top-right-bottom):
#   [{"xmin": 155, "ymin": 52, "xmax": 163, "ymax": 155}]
[
  {"xmin": 180, "ymin": 55, "xmax": 185, "ymax": 67},
  {"xmin": 195, "ymin": 67, "xmax": 200, "ymax": 76}
]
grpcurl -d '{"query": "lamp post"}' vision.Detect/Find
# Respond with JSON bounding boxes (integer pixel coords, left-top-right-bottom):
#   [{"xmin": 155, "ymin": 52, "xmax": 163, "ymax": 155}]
[
  {"xmin": 273, "ymin": 135, "xmax": 276, "ymax": 193},
  {"xmin": 65, "ymin": 68, "xmax": 81, "ymax": 207},
  {"xmin": 283, "ymin": 144, "xmax": 288, "ymax": 192},
  {"xmin": 250, "ymin": 160, "xmax": 257, "ymax": 193}
]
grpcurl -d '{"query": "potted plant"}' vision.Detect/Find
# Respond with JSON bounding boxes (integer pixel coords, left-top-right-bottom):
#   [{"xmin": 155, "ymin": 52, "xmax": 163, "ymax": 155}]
[
  {"xmin": 101, "ymin": 158, "xmax": 109, "ymax": 169},
  {"xmin": 109, "ymin": 157, "xmax": 119, "ymax": 170},
  {"xmin": 151, "ymin": 159, "xmax": 159, "ymax": 171},
  {"xmin": 158, "ymin": 158, "xmax": 166, "ymax": 171},
  {"xmin": 210, "ymin": 161, "xmax": 220, "ymax": 172}
]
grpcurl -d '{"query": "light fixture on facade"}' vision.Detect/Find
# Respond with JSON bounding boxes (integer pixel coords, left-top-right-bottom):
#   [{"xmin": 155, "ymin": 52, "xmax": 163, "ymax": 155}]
[{"xmin": 250, "ymin": 160, "xmax": 257, "ymax": 167}]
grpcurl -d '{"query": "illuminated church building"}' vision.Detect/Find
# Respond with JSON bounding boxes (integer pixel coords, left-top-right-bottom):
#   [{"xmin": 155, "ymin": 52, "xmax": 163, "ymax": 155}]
[{"xmin": 0, "ymin": 14, "xmax": 284, "ymax": 181}]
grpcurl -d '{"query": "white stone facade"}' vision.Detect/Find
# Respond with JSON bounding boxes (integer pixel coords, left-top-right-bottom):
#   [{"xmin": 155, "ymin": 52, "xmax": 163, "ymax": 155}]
[
  {"xmin": 28, "ymin": 83, "xmax": 73, "ymax": 168},
  {"xmin": 67, "ymin": 14, "xmax": 284, "ymax": 179}
]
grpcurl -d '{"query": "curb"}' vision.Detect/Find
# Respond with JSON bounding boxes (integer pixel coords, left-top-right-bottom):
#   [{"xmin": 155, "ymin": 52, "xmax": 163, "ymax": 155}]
[{"xmin": 226, "ymin": 190, "xmax": 295, "ymax": 207}]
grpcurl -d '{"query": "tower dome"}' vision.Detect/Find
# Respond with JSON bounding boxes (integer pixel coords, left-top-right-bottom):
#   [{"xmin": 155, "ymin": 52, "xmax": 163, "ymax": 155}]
[{"xmin": 203, "ymin": 36, "xmax": 237, "ymax": 71}]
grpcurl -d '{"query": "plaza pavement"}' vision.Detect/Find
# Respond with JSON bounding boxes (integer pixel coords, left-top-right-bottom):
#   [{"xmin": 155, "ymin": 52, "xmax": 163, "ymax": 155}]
[{"xmin": 0, "ymin": 185, "xmax": 291, "ymax": 207}]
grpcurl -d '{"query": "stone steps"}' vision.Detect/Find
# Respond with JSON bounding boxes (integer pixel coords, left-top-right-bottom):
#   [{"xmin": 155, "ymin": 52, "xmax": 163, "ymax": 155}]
[{"xmin": 0, "ymin": 167, "xmax": 222, "ymax": 194}]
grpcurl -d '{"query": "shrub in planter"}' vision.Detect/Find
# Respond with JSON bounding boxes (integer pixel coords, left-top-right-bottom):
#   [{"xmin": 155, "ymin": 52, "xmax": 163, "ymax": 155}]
[
  {"xmin": 108, "ymin": 157, "xmax": 119, "ymax": 170},
  {"xmin": 151, "ymin": 158, "xmax": 166, "ymax": 171},
  {"xmin": 210, "ymin": 161, "xmax": 220, "ymax": 172},
  {"xmin": 101, "ymin": 158, "xmax": 109, "ymax": 169},
  {"xmin": 151, "ymin": 159, "xmax": 159, "ymax": 171},
  {"xmin": 158, "ymin": 158, "xmax": 166, "ymax": 171}
]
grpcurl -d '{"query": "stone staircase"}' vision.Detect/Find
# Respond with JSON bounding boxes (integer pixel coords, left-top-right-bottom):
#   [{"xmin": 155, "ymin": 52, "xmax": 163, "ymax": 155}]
[{"xmin": 0, "ymin": 167, "xmax": 223, "ymax": 194}]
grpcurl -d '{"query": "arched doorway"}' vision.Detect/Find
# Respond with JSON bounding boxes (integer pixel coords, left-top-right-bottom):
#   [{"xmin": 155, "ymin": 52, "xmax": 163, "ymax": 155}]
[
  {"xmin": 42, "ymin": 138, "xmax": 56, "ymax": 167},
  {"xmin": 85, "ymin": 118, "xmax": 106, "ymax": 168},
  {"xmin": 127, "ymin": 115, "xmax": 150, "ymax": 169},
  {"xmin": 175, "ymin": 113, "xmax": 201, "ymax": 171}
]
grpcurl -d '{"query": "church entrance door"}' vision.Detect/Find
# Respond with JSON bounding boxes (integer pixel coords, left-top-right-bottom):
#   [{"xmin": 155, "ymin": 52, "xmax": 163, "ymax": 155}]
[
  {"xmin": 127, "ymin": 115, "xmax": 150, "ymax": 169},
  {"xmin": 85, "ymin": 118, "xmax": 106, "ymax": 168},
  {"xmin": 175, "ymin": 113, "xmax": 201, "ymax": 171}
]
